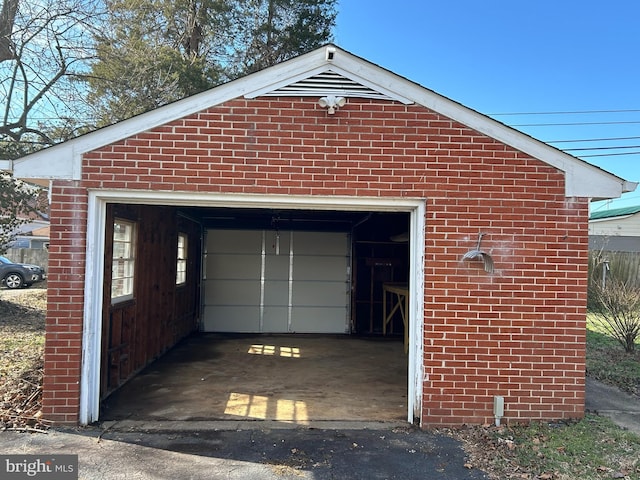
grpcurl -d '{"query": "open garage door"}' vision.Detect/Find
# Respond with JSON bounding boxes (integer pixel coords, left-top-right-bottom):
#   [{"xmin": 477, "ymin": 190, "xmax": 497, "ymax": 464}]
[
  {"xmin": 203, "ymin": 229, "xmax": 350, "ymax": 333},
  {"xmin": 80, "ymin": 191, "xmax": 425, "ymax": 425}
]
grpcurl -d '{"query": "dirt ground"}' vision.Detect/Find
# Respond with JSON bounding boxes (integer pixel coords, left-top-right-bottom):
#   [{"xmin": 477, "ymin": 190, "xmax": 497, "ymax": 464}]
[{"xmin": 0, "ymin": 285, "xmax": 47, "ymax": 430}]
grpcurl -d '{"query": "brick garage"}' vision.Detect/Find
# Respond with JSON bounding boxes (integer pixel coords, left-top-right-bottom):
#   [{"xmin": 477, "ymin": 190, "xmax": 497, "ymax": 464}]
[{"xmin": 3, "ymin": 45, "xmax": 635, "ymax": 427}]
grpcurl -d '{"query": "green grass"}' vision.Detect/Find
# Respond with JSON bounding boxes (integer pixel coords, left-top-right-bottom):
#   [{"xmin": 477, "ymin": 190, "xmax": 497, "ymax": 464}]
[
  {"xmin": 586, "ymin": 317, "xmax": 640, "ymax": 396},
  {"xmin": 487, "ymin": 415, "xmax": 640, "ymax": 479},
  {"xmin": 459, "ymin": 314, "xmax": 640, "ymax": 479}
]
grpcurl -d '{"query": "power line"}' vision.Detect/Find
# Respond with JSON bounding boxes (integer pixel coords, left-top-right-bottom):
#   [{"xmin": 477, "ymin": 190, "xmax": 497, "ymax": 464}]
[
  {"xmin": 577, "ymin": 151, "xmax": 640, "ymax": 158},
  {"xmin": 512, "ymin": 120, "xmax": 640, "ymax": 127},
  {"xmin": 563, "ymin": 145, "xmax": 640, "ymax": 152},
  {"xmin": 490, "ymin": 108, "xmax": 640, "ymax": 116},
  {"xmin": 546, "ymin": 136, "xmax": 640, "ymax": 144}
]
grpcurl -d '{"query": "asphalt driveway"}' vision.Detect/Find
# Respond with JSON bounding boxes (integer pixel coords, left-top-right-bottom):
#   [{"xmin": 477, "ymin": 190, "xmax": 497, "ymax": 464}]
[{"xmin": 0, "ymin": 423, "xmax": 488, "ymax": 479}]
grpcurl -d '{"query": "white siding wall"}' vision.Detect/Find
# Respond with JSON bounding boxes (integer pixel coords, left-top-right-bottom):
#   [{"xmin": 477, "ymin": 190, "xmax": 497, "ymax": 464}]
[{"xmin": 589, "ymin": 214, "xmax": 640, "ymax": 237}]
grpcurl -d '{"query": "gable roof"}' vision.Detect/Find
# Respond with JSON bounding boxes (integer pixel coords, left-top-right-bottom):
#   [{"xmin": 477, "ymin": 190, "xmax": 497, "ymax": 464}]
[
  {"xmin": 1, "ymin": 44, "xmax": 636, "ymax": 200},
  {"xmin": 590, "ymin": 205, "xmax": 640, "ymax": 221}
]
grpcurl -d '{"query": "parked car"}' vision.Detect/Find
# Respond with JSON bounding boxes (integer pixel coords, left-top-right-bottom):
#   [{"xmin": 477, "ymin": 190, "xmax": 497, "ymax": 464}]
[{"xmin": 0, "ymin": 255, "xmax": 46, "ymax": 289}]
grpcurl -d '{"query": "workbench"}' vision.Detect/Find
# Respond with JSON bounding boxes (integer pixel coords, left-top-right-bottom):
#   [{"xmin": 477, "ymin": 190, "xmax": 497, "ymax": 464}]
[{"xmin": 382, "ymin": 282, "xmax": 409, "ymax": 353}]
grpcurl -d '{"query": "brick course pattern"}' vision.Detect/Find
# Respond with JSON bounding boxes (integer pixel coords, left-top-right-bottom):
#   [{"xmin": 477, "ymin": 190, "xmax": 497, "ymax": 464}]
[{"xmin": 44, "ymin": 97, "xmax": 588, "ymax": 425}]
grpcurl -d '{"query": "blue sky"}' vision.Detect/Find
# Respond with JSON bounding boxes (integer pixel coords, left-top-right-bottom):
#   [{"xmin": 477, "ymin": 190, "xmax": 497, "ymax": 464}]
[{"xmin": 334, "ymin": 1, "xmax": 640, "ymax": 212}]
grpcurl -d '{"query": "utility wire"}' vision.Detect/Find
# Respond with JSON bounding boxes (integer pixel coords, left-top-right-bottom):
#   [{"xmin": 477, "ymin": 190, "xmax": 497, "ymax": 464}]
[
  {"xmin": 563, "ymin": 145, "xmax": 640, "ymax": 152},
  {"xmin": 546, "ymin": 136, "xmax": 640, "ymax": 144},
  {"xmin": 512, "ymin": 120, "xmax": 640, "ymax": 127},
  {"xmin": 490, "ymin": 108, "xmax": 640, "ymax": 116},
  {"xmin": 577, "ymin": 151, "xmax": 640, "ymax": 158}
]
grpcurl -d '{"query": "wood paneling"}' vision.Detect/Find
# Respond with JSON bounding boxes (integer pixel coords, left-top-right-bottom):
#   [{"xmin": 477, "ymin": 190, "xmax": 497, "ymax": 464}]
[{"xmin": 101, "ymin": 204, "xmax": 201, "ymax": 398}]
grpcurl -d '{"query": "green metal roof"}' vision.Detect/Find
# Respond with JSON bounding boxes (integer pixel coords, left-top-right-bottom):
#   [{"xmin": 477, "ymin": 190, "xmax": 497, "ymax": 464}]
[{"xmin": 589, "ymin": 205, "xmax": 640, "ymax": 220}]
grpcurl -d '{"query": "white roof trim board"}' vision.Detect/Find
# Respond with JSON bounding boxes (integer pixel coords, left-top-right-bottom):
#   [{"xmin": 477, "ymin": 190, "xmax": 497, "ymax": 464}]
[{"xmin": 4, "ymin": 45, "xmax": 636, "ymax": 199}]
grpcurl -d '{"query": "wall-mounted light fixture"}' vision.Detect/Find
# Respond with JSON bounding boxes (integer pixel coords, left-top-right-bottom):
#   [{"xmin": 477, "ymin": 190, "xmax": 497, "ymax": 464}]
[
  {"xmin": 318, "ymin": 95, "xmax": 346, "ymax": 114},
  {"xmin": 461, "ymin": 232, "xmax": 494, "ymax": 273}
]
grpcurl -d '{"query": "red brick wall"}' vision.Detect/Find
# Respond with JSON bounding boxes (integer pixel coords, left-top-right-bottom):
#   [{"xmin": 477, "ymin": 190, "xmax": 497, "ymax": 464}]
[
  {"xmin": 43, "ymin": 182, "xmax": 87, "ymax": 423},
  {"xmin": 44, "ymin": 97, "xmax": 588, "ymax": 425}
]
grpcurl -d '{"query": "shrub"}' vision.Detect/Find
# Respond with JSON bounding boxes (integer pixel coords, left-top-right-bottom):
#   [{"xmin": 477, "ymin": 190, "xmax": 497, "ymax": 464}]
[{"xmin": 588, "ymin": 253, "xmax": 640, "ymax": 352}]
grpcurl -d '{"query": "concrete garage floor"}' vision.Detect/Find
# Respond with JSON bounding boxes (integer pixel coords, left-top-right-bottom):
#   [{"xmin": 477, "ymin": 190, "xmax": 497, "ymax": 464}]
[{"xmin": 101, "ymin": 334, "xmax": 409, "ymax": 425}]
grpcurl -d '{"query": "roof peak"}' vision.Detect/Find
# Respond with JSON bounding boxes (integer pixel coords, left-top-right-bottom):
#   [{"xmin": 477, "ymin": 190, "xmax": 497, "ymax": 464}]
[{"xmin": 3, "ymin": 44, "xmax": 636, "ymax": 200}]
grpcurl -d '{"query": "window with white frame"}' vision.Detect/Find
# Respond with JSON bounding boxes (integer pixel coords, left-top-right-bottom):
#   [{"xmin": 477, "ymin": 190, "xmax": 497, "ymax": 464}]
[
  {"xmin": 111, "ymin": 219, "xmax": 136, "ymax": 302},
  {"xmin": 176, "ymin": 233, "xmax": 187, "ymax": 285}
]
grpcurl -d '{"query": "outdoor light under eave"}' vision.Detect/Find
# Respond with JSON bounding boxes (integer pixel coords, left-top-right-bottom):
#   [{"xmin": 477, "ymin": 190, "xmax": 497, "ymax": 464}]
[{"xmin": 318, "ymin": 95, "xmax": 346, "ymax": 114}]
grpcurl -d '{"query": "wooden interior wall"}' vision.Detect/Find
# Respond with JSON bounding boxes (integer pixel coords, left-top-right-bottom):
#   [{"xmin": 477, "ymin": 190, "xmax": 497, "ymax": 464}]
[{"xmin": 100, "ymin": 204, "xmax": 202, "ymax": 399}]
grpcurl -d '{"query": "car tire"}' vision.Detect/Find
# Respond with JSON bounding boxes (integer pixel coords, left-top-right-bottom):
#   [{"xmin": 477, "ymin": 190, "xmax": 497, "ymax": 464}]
[{"xmin": 4, "ymin": 273, "xmax": 24, "ymax": 289}]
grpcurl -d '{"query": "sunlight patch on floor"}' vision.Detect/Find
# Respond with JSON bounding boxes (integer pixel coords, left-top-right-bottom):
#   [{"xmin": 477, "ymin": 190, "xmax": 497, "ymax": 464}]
[
  {"xmin": 224, "ymin": 393, "xmax": 309, "ymax": 422},
  {"xmin": 248, "ymin": 344, "xmax": 301, "ymax": 358}
]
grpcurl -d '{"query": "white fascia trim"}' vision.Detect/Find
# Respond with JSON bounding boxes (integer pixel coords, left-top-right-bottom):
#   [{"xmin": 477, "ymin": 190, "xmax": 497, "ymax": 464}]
[
  {"xmin": 89, "ymin": 189, "xmax": 423, "ymax": 211},
  {"xmin": 11, "ymin": 44, "xmax": 634, "ymax": 200},
  {"xmin": 12, "ymin": 49, "xmax": 334, "ymax": 181},
  {"xmin": 326, "ymin": 60, "xmax": 414, "ymax": 104},
  {"xmin": 326, "ymin": 48, "xmax": 635, "ymax": 199}
]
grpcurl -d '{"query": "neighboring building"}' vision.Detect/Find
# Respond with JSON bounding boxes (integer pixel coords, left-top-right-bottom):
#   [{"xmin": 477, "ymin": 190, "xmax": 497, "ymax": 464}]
[
  {"xmin": 9, "ymin": 219, "xmax": 50, "ymax": 250},
  {"xmin": 4, "ymin": 188, "xmax": 51, "ymax": 250},
  {"xmin": 589, "ymin": 205, "xmax": 640, "ymax": 253},
  {"xmin": 0, "ymin": 45, "xmax": 636, "ymax": 427}
]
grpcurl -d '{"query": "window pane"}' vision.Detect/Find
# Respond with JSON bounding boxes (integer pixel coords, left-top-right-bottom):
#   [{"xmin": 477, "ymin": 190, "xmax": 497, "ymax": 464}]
[
  {"xmin": 112, "ymin": 219, "xmax": 135, "ymax": 301},
  {"xmin": 176, "ymin": 233, "xmax": 187, "ymax": 285}
]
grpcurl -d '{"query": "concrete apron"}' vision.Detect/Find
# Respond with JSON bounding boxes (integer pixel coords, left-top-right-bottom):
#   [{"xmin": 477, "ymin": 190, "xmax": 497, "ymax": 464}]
[{"xmin": 100, "ymin": 334, "xmax": 409, "ymax": 430}]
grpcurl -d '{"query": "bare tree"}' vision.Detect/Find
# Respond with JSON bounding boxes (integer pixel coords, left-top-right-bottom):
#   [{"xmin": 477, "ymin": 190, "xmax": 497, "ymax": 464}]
[
  {"xmin": 0, "ymin": 0, "xmax": 105, "ymax": 147},
  {"xmin": 589, "ymin": 252, "xmax": 640, "ymax": 352},
  {"xmin": 0, "ymin": 0, "xmax": 19, "ymax": 62}
]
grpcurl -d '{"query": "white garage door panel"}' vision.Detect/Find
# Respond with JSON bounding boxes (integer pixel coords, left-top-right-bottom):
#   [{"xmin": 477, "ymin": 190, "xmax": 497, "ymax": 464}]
[
  {"xmin": 290, "ymin": 307, "xmax": 348, "ymax": 333},
  {"xmin": 207, "ymin": 254, "xmax": 261, "ymax": 279},
  {"xmin": 294, "ymin": 231, "xmax": 346, "ymax": 255},
  {"xmin": 262, "ymin": 306, "xmax": 289, "ymax": 332},
  {"xmin": 264, "ymin": 280, "xmax": 289, "ymax": 305},
  {"xmin": 293, "ymin": 256, "xmax": 348, "ymax": 281},
  {"xmin": 265, "ymin": 254, "xmax": 289, "ymax": 280},
  {"xmin": 204, "ymin": 279, "xmax": 260, "ymax": 305},
  {"xmin": 203, "ymin": 229, "xmax": 349, "ymax": 333},
  {"xmin": 292, "ymin": 281, "xmax": 347, "ymax": 307},
  {"xmin": 203, "ymin": 306, "xmax": 260, "ymax": 332},
  {"xmin": 209, "ymin": 230, "xmax": 262, "ymax": 253}
]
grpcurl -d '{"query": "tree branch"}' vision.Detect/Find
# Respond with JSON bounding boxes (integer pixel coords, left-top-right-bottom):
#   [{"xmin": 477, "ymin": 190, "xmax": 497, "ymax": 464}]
[{"xmin": 0, "ymin": 0, "xmax": 18, "ymax": 61}]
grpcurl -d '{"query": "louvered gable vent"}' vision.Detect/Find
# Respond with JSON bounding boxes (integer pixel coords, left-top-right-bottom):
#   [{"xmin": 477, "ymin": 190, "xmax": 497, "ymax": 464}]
[
  {"xmin": 244, "ymin": 67, "xmax": 414, "ymax": 104},
  {"xmin": 263, "ymin": 70, "xmax": 394, "ymax": 100}
]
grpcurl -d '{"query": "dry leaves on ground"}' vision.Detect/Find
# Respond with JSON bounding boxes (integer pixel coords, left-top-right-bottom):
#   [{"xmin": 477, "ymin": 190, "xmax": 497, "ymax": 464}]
[{"xmin": 0, "ymin": 288, "xmax": 49, "ymax": 431}]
